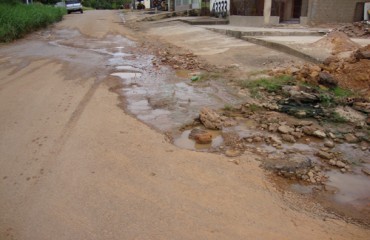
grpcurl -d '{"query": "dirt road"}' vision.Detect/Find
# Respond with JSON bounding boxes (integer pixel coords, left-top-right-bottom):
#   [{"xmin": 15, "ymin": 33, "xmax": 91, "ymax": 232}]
[{"xmin": 0, "ymin": 10, "xmax": 369, "ymax": 239}]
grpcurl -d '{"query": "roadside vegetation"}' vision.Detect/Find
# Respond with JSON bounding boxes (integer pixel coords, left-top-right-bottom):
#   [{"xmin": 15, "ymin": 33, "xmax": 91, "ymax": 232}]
[
  {"xmin": 239, "ymin": 75, "xmax": 293, "ymax": 98},
  {"xmin": 238, "ymin": 74, "xmax": 361, "ymax": 124},
  {"xmin": 242, "ymin": 75, "xmax": 354, "ymax": 102},
  {"xmin": 82, "ymin": 0, "xmax": 131, "ymax": 9},
  {"xmin": 0, "ymin": 0, "xmax": 66, "ymax": 42}
]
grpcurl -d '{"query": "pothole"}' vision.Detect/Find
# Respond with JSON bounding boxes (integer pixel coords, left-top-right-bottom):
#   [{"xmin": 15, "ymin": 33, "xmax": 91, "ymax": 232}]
[{"xmin": 42, "ymin": 26, "xmax": 369, "ymax": 226}]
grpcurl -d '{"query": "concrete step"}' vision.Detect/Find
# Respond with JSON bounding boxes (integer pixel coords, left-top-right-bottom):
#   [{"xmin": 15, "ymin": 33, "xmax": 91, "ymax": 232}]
[
  {"xmin": 178, "ymin": 18, "xmax": 229, "ymax": 25},
  {"xmin": 241, "ymin": 36, "xmax": 322, "ymax": 64},
  {"xmin": 206, "ymin": 27, "xmax": 323, "ymax": 64},
  {"xmin": 207, "ymin": 28, "xmax": 326, "ymax": 37}
]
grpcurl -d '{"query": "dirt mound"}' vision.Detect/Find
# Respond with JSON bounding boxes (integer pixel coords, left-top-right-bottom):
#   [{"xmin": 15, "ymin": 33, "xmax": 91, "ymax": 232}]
[
  {"xmin": 311, "ymin": 32, "xmax": 361, "ymax": 54},
  {"xmin": 273, "ymin": 44, "xmax": 370, "ymax": 97},
  {"xmin": 331, "ymin": 59, "xmax": 370, "ymax": 95},
  {"xmin": 332, "ymin": 21, "xmax": 370, "ymax": 39},
  {"xmin": 325, "ymin": 45, "xmax": 370, "ymax": 95}
]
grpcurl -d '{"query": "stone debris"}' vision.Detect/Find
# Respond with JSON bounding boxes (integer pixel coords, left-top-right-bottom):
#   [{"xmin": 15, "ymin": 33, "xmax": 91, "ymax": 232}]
[
  {"xmin": 225, "ymin": 149, "xmax": 241, "ymax": 157},
  {"xmin": 313, "ymin": 130, "xmax": 327, "ymax": 139},
  {"xmin": 344, "ymin": 133, "xmax": 359, "ymax": 143},
  {"xmin": 199, "ymin": 107, "xmax": 223, "ymax": 130},
  {"xmin": 271, "ymin": 44, "xmax": 370, "ymax": 97},
  {"xmin": 324, "ymin": 140, "xmax": 335, "ymax": 148},
  {"xmin": 278, "ymin": 125, "xmax": 294, "ymax": 134},
  {"xmin": 317, "ymin": 151, "xmax": 332, "ymax": 160},
  {"xmin": 157, "ymin": 50, "xmax": 207, "ymax": 71},
  {"xmin": 362, "ymin": 167, "xmax": 370, "ymax": 176},
  {"xmin": 199, "ymin": 107, "xmax": 236, "ymax": 130},
  {"xmin": 334, "ymin": 106, "xmax": 367, "ymax": 124},
  {"xmin": 318, "ymin": 72, "xmax": 338, "ymax": 89},
  {"xmin": 332, "ymin": 21, "xmax": 370, "ymax": 39},
  {"xmin": 281, "ymin": 134, "xmax": 296, "ymax": 143}
]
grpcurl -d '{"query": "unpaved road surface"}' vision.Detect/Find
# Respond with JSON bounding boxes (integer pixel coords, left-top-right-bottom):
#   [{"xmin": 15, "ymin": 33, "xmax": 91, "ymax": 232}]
[{"xmin": 0, "ymin": 10, "xmax": 369, "ymax": 239}]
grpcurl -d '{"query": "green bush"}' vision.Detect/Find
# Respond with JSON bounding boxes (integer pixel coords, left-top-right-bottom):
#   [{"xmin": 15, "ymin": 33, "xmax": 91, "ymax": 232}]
[
  {"xmin": 0, "ymin": 3, "xmax": 66, "ymax": 42},
  {"xmin": 241, "ymin": 75, "xmax": 293, "ymax": 92},
  {"xmin": 332, "ymin": 87, "xmax": 354, "ymax": 98}
]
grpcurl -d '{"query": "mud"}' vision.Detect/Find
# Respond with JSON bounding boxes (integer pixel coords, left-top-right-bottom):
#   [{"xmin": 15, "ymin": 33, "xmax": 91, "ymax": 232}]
[
  {"xmin": 2, "ymin": 10, "xmax": 370, "ymax": 239},
  {"xmin": 118, "ymin": 15, "xmax": 370, "ymax": 226}
]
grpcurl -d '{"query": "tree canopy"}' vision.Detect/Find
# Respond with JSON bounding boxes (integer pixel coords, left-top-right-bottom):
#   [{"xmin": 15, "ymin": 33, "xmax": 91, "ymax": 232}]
[{"xmin": 0, "ymin": 0, "xmax": 132, "ymax": 9}]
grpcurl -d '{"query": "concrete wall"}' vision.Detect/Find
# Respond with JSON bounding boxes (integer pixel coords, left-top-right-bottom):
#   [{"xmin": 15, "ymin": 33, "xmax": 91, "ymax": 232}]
[
  {"xmin": 307, "ymin": 0, "xmax": 369, "ymax": 24},
  {"xmin": 144, "ymin": 0, "xmax": 151, "ymax": 9},
  {"xmin": 229, "ymin": 15, "xmax": 280, "ymax": 26},
  {"xmin": 174, "ymin": 0, "xmax": 201, "ymax": 10},
  {"xmin": 175, "ymin": 0, "xmax": 191, "ymax": 10}
]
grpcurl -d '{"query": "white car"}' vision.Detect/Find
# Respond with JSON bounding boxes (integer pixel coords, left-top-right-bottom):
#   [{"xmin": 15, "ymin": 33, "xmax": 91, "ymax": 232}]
[
  {"xmin": 65, "ymin": 0, "xmax": 83, "ymax": 14},
  {"xmin": 55, "ymin": 1, "xmax": 83, "ymax": 14}
]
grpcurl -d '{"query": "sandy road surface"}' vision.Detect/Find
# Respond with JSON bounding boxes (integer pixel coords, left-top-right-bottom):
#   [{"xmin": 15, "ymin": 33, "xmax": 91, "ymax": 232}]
[{"xmin": 0, "ymin": 10, "xmax": 369, "ymax": 239}]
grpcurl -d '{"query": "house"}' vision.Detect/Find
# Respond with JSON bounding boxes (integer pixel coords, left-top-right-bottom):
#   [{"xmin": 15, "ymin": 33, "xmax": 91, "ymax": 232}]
[
  {"xmin": 221, "ymin": 0, "xmax": 370, "ymax": 26},
  {"xmin": 170, "ymin": 0, "xmax": 201, "ymax": 11}
]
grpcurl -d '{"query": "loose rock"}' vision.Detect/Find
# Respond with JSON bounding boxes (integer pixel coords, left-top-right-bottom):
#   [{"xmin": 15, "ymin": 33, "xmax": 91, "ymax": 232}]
[
  {"xmin": 344, "ymin": 133, "xmax": 359, "ymax": 143},
  {"xmin": 302, "ymin": 126, "xmax": 316, "ymax": 135},
  {"xmin": 278, "ymin": 125, "xmax": 294, "ymax": 134},
  {"xmin": 268, "ymin": 136, "xmax": 282, "ymax": 145},
  {"xmin": 317, "ymin": 151, "xmax": 332, "ymax": 159},
  {"xmin": 189, "ymin": 129, "xmax": 213, "ymax": 144},
  {"xmin": 324, "ymin": 140, "xmax": 335, "ymax": 148},
  {"xmin": 313, "ymin": 130, "xmax": 327, "ymax": 139},
  {"xmin": 199, "ymin": 107, "xmax": 223, "ymax": 130},
  {"xmin": 329, "ymin": 159, "xmax": 336, "ymax": 166},
  {"xmin": 281, "ymin": 134, "xmax": 296, "ymax": 143},
  {"xmin": 318, "ymin": 72, "xmax": 338, "ymax": 88},
  {"xmin": 362, "ymin": 167, "xmax": 370, "ymax": 176},
  {"xmin": 336, "ymin": 160, "xmax": 346, "ymax": 168},
  {"xmin": 225, "ymin": 149, "xmax": 241, "ymax": 157}
]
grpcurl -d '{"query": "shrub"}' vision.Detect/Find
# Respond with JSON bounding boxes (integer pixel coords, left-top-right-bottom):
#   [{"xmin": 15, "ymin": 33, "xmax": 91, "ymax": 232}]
[
  {"xmin": 332, "ymin": 87, "xmax": 354, "ymax": 98},
  {"xmin": 0, "ymin": 2, "xmax": 66, "ymax": 42},
  {"xmin": 137, "ymin": 3, "xmax": 145, "ymax": 9}
]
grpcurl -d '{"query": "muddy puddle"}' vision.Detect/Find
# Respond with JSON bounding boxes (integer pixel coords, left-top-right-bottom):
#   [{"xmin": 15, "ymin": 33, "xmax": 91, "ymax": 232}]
[
  {"xmin": 172, "ymin": 112, "xmax": 369, "ymax": 225},
  {"xmin": 28, "ymin": 18, "xmax": 369, "ymax": 226}
]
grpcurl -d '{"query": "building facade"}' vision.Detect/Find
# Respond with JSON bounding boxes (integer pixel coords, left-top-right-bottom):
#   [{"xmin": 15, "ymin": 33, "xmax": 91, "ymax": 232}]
[{"xmin": 228, "ymin": 0, "xmax": 370, "ymax": 26}]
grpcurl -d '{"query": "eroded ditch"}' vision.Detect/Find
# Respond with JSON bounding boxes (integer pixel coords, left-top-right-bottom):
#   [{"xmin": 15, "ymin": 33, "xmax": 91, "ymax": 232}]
[{"xmin": 43, "ymin": 25, "xmax": 369, "ymax": 226}]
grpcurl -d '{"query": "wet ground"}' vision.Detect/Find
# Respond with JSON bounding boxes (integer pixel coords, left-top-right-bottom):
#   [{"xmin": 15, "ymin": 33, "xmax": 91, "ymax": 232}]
[
  {"xmin": 7, "ymin": 13, "xmax": 368, "ymax": 226},
  {"xmin": 102, "ymin": 22, "xmax": 370, "ymax": 226},
  {"xmin": 109, "ymin": 31, "xmax": 369, "ymax": 225},
  {"xmin": 171, "ymin": 110, "xmax": 370, "ymax": 225},
  {"xmin": 3, "ymin": 10, "xmax": 370, "ymax": 239}
]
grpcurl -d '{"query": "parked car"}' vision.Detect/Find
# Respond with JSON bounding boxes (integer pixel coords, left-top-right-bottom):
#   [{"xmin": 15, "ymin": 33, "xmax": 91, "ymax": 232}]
[
  {"xmin": 66, "ymin": 0, "xmax": 83, "ymax": 14},
  {"xmin": 55, "ymin": 1, "xmax": 83, "ymax": 14}
]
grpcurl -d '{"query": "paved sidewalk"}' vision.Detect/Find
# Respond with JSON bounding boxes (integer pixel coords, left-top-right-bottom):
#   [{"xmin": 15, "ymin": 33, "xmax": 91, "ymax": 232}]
[{"xmin": 128, "ymin": 12, "xmax": 370, "ymax": 63}]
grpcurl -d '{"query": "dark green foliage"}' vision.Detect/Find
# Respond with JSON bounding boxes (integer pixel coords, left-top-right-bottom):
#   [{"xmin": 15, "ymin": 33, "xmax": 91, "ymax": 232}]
[
  {"xmin": 137, "ymin": 2, "xmax": 144, "ymax": 9},
  {"xmin": 83, "ymin": 0, "xmax": 130, "ymax": 9},
  {"xmin": 0, "ymin": 3, "xmax": 66, "ymax": 42}
]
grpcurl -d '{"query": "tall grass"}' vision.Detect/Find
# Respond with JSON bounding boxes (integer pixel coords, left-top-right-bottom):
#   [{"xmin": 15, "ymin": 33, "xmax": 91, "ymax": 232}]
[{"xmin": 0, "ymin": 3, "xmax": 66, "ymax": 42}]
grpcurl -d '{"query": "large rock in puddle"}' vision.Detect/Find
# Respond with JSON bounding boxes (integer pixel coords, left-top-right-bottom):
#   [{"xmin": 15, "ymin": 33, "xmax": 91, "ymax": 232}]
[{"xmin": 189, "ymin": 128, "xmax": 213, "ymax": 144}]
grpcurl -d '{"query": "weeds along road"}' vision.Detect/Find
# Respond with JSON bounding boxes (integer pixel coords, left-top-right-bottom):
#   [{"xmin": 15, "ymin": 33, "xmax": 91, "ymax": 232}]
[{"xmin": 0, "ymin": 10, "xmax": 369, "ymax": 239}]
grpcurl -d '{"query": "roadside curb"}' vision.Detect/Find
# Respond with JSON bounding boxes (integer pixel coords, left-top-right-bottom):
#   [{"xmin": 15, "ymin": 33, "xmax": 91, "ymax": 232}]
[{"xmin": 206, "ymin": 28, "xmax": 324, "ymax": 64}]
